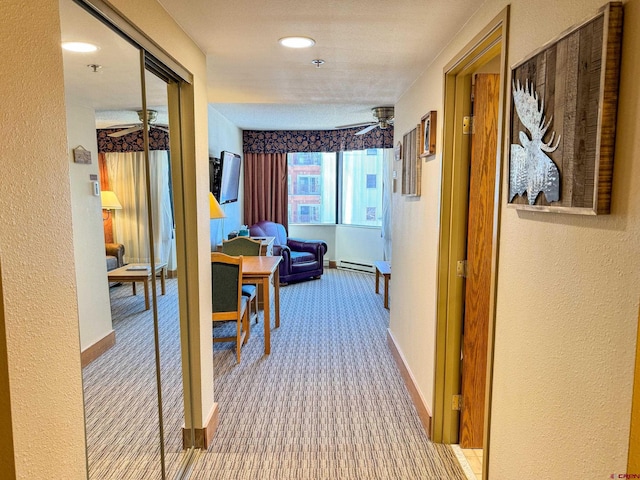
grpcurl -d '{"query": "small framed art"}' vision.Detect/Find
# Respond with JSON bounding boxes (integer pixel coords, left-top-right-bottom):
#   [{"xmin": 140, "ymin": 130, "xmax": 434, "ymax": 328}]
[{"xmin": 420, "ymin": 111, "xmax": 437, "ymax": 157}]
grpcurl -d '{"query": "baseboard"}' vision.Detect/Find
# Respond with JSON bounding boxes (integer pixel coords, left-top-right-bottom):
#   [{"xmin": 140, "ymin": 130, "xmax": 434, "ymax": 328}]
[
  {"xmin": 329, "ymin": 260, "xmax": 337, "ymax": 269},
  {"xmin": 81, "ymin": 330, "xmax": 116, "ymax": 368},
  {"xmin": 387, "ymin": 329, "xmax": 432, "ymax": 438},
  {"xmin": 183, "ymin": 402, "xmax": 219, "ymax": 449},
  {"xmin": 167, "ymin": 269, "xmax": 178, "ymax": 279}
]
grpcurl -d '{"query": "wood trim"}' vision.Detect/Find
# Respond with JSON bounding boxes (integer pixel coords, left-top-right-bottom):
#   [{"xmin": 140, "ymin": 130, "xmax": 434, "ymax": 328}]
[
  {"xmin": 167, "ymin": 269, "xmax": 178, "ymax": 279},
  {"xmin": 183, "ymin": 402, "xmax": 219, "ymax": 449},
  {"xmin": 328, "ymin": 260, "xmax": 337, "ymax": 269},
  {"xmin": 81, "ymin": 330, "xmax": 116, "ymax": 368},
  {"xmin": 629, "ymin": 306, "xmax": 640, "ymax": 473},
  {"xmin": 387, "ymin": 330, "xmax": 432, "ymax": 437}
]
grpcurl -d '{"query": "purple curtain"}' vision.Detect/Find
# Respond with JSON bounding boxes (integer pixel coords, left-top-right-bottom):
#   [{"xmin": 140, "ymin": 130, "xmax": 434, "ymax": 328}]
[{"xmin": 243, "ymin": 153, "xmax": 288, "ymax": 230}]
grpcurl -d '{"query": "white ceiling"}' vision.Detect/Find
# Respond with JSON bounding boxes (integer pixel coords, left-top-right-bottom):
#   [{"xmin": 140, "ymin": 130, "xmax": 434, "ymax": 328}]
[{"xmin": 60, "ymin": 0, "xmax": 482, "ymax": 130}]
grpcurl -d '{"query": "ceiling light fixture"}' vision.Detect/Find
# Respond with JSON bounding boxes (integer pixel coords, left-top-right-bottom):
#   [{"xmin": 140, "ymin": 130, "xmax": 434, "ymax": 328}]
[
  {"xmin": 278, "ymin": 36, "xmax": 315, "ymax": 48},
  {"xmin": 62, "ymin": 41, "xmax": 99, "ymax": 53},
  {"xmin": 87, "ymin": 64, "xmax": 103, "ymax": 73},
  {"xmin": 311, "ymin": 59, "xmax": 325, "ymax": 68}
]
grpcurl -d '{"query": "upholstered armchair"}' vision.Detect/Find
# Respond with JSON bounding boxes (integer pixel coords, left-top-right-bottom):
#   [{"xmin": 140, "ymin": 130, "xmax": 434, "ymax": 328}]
[
  {"xmin": 105, "ymin": 243, "xmax": 125, "ymax": 271},
  {"xmin": 249, "ymin": 221, "xmax": 328, "ymax": 284}
]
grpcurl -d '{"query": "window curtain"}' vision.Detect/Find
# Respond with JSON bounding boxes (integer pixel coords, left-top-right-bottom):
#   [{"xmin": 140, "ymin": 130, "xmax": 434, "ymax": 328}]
[
  {"xmin": 243, "ymin": 153, "xmax": 288, "ymax": 230},
  {"xmin": 381, "ymin": 148, "xmax": 393, "ymax": 261},
  {"xmin": 105, "ymin": 151, "xmax": 173, "ymax": 265}
]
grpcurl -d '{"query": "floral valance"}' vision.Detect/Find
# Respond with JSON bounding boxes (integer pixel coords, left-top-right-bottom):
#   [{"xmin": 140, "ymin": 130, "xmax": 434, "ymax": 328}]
[
  {"xmin": 243, "ymin": 126, "xmax": 393, "ymax": 154},
  {"xmin": 96, "ymin": 128, "xmax": 170, "ymax": 153}
]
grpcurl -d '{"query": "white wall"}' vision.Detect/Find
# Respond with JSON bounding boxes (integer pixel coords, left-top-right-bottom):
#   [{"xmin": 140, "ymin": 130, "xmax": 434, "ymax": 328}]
[
  {"xmin": 391, "ymin": 0, "xmax": 640, "ymax": 478},
  {"xmin": 66, "ymin": 102, "xmax": 114, "ymax": 351},
  {"xmin": 207, "ymin": 105, "xmax": 243, "ymax": 247},
  {"xmin": 288, "ymin": 224, "xmax": 384, "ymax": 267},
  {"xmin": 289, "ymin": 224, "xmax": 337, "ymax": 262}
]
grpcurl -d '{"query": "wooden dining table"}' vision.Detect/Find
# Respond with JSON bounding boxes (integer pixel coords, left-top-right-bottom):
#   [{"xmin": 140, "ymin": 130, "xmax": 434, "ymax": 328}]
[{"xmin": 239, "ymin": 255, "xmax": 282, "ymax": 354}]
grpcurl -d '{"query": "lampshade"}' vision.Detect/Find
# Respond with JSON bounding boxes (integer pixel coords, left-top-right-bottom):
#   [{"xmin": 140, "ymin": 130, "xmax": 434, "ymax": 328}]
[
  {"xmin": 209, "ymin": 192, "xmax": 225, "ymax": 219},
  {"xmin": 101, "ymin": 190, "xmax": 122, "ymax": 210}
]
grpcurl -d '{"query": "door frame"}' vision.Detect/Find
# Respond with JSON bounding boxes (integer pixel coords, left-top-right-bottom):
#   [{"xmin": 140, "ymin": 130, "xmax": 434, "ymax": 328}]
[{"xmin": 432, "ymin": 6, "xmax": 509, "ymax": 475}]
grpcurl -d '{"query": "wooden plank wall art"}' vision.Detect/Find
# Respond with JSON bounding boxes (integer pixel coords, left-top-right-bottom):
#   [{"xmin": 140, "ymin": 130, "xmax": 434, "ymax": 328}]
[
  {"xmin": 508, "ymin": 2, "xmax": 622, "ymax": 214},
  {"xmin": 402, "ymin": 125, "xmax": 421, "ymax": 196}
]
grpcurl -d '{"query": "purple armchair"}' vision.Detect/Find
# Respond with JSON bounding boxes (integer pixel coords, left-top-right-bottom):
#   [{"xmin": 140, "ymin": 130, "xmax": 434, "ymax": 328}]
[{"xmin": 249, "ymin": 221, "xmax": 328, "ymax": 284}]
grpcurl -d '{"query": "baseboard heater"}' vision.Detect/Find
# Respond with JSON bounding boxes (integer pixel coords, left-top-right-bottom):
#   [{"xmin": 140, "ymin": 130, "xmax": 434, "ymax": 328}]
[{"xmin": 337, "ymin": 260, "xmax": 375, "ymax": 274}]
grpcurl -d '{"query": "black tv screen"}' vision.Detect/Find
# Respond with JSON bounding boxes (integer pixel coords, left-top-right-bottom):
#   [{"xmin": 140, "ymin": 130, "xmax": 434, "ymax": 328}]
[{"xmin": 219, "ymin": 151, "xmax": 241, "ymax": 204}]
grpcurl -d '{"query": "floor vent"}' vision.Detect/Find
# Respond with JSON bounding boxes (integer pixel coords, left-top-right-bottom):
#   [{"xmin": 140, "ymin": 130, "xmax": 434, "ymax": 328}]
[{"xmin": 337, "ymin": 260, "xmax": 375, "ymax": 274}]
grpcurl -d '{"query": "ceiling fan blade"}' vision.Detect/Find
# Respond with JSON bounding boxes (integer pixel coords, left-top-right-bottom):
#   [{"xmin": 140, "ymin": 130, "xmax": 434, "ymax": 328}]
[
  {"xmin": 108, "ymin": 125, "xmax": 143, "ymax": 137},
  {"xmin": 335, "ymin": 121, "xmax": 376, "ymax": 130},
  {"xmin": 107, "ymin": 123, "xmax": 138, "ymax": 129},
  {"xmin": 355, "ymin": 124, "xmax": 379, "ymax": 136}
]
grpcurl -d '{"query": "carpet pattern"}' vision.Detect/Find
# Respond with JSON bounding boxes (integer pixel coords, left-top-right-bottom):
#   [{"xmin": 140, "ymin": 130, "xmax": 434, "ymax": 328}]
[{"xmin": 83, "ymin": 268, "xmax": 465, "ymax": 479}]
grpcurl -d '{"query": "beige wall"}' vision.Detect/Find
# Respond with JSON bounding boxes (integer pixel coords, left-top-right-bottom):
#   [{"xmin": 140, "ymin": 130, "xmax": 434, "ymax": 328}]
[
  {"xmin": 0, "ymin": 0, "xmax": 211, "ymax": 477},
  {"xmin": 391, "ymin": 0, "xmax": 640, "ymax": 477},
  {"xmin": 0, "ymin": 1, "xmax": 88, "ymax": 477},
  {"xmin": 66, "ymin": 102, "xmax": 114, "ymax": 351}
]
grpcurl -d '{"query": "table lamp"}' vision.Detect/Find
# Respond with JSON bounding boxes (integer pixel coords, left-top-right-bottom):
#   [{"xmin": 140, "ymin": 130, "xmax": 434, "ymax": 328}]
[{"xmin": 101, "ymin": 190, "xmax": 122, "ymax": 221}]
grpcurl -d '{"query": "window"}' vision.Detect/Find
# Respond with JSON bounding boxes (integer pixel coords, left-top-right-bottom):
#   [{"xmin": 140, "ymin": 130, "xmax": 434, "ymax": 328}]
[
  {"xmin": 296, "ymin": 175, "xmax": 321, "ymax": 195},
  {"xmin": 340, "ymin": 149, "xmax": 384, "ymax": 227},
  {"xmin": 287, "ymin": 149, "xmax": 386, "ymax": 227},
  {"xmin": 298, "ymin": 205, "xmax": 320, "ymax": 223},
  {"xmin": 287, "ymin": 152, "xmax": 336, "ymax": 224}
]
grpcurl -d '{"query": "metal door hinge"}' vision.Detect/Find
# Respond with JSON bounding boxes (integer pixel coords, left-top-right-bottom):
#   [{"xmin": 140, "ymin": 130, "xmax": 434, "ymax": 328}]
[
  {"xmin": 456, "ymin": 260, "xmax": 468, "ymax": 278},
  {"xmin": 463, "ymin": 116, "xmax": 474, "ymax": 135},
  {"xmin": 452, "ymin": 394, "xmax": 463, "ymax": 411}
]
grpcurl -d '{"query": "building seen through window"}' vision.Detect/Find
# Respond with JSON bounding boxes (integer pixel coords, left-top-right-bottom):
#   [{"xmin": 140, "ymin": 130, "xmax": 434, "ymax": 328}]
[{"xmin": 287, "ymin": 149, "xmax": 385, "ymax": 226}]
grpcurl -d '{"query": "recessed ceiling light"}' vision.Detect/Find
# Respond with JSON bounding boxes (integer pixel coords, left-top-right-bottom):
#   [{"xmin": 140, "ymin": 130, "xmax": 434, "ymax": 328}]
[
  {"xmin": 278, "ymin": 36, "xmax": 315, "ymax": 48},
  {"xmin": 62, "ymin": 42, "xmax": 99, "ymax": 53}
]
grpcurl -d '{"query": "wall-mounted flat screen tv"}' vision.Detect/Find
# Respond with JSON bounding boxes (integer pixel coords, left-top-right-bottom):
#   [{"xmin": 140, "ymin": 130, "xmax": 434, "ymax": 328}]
[{"xmin": 217, "ymin": 151, "xmax": 242, "ymax": 204}]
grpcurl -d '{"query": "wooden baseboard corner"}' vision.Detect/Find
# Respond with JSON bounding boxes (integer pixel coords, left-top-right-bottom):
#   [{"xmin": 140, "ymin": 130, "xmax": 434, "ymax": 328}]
[
  {"xmin": 328, "ymin": 260, "xmax": 337, "ymax": 269},
  {"xmin": 81, "ymin": 330, "xmax": 116, "ymax": 368},
  {"xmin": 183, "ymin": 402, "xmax": 219, "ymax": 449},
  {"xmin": 167, "ymin": 270, "xmax": 178, "ymax": 279},
  {"xmin": 387, "ymin": 329, "xmax": 432, "ymax": 438}
]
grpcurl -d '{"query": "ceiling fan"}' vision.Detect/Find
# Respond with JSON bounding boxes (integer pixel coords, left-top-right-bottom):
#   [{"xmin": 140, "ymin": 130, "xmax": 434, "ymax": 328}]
[
  {"xmin": 107, "ymin": 110, "xmax": 169, "ymax": 138},
  {"xmin": 336, "ymin": 106, "xmax": 395, "ymax": 135}
]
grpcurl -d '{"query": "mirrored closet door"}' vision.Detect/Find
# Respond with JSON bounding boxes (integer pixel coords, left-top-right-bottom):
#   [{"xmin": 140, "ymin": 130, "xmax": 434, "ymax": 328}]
[{"xmin": 60, "ymin": 0, "xmax": 195, "ymax": 478}]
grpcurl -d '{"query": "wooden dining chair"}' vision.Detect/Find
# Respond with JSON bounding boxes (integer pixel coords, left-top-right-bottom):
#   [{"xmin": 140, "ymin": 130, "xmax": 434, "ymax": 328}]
[
  {"xmin": 222, "ymin": 237, "xmax": 262, "ymax": 324},
  {"xmin": 211, "ymin": 252, "xmax": 250, "ymax": 363}
]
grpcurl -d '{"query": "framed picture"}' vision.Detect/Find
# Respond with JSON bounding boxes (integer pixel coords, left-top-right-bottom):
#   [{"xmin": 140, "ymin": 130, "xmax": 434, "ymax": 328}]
[
  {"xmin": 420, "ymin": 111, "xmax": 437, "ymax": 157},
  {"xmin": 402, "ymin": 125, "xmax": 421, "ymax": 196},
  {"xmin": 508, "ymin": 2, "xmax": 622, "ymax": 215}
]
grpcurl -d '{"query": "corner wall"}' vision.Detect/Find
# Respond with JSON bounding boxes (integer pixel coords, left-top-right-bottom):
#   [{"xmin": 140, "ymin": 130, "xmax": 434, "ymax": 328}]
[{"xmin": 391, "ymin": 0, "xmax": 640, "ymax": 477}]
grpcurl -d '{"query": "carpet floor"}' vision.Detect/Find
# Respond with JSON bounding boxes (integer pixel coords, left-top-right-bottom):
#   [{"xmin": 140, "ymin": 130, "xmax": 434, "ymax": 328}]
[{"xmin": 83, "ymin": 268, "xmax": 465, "ymax": 479}]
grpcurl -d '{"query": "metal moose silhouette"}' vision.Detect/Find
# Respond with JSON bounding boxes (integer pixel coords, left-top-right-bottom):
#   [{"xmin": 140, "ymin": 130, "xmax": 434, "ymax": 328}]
[{"xmin": 509, "ymin": 80, "xmax": 561, "ymax": 205}]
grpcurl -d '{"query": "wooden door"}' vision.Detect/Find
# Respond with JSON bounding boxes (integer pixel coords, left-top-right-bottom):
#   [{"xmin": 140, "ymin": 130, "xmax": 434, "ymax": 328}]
[{"xmin": 459, "ymin": 73, "xmax": 500, "ymax": 448}]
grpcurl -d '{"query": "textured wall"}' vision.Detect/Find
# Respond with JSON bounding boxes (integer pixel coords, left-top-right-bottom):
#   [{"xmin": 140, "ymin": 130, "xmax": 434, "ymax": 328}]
[
  {"xmin": 0, "ymin": 1, "xmax": 87, "ymax": 478},
  {"xmin": 391, "ymin": 0, "xmax": 639, "ymax": 477}
]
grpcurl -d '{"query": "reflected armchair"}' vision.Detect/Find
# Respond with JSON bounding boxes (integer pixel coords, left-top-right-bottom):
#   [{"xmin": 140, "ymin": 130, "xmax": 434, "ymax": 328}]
[{"xmin": 249, "ymin": 220, "xmax": 328, "ymax": 284}]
